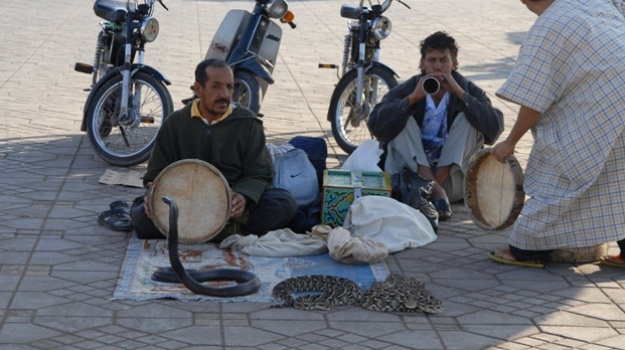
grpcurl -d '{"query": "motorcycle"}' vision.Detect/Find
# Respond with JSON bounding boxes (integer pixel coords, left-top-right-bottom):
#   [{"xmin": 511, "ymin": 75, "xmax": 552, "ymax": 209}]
[
  {"xmin": 320, "ymin": 0, "xmax": 409, "ymax": 154},
  {"xmin": 203, "ymin": 0, "xmax": 296, "ymax": 114},
  {"xmin": 75, "ymin": 0, "xmax": 173, "ymax": 167}
]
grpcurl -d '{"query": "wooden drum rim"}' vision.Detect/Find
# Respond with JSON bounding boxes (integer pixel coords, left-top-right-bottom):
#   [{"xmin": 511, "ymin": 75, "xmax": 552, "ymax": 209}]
[{"xmin": 463, "ymin": 148, "xmax": 525, "ymax": 231}]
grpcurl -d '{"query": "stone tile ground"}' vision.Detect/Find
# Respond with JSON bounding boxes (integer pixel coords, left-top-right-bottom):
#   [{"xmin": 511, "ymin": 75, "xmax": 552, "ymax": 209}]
[{"xmin": 0, "ymin": 0, "xmax": 624, "ymax": 349}]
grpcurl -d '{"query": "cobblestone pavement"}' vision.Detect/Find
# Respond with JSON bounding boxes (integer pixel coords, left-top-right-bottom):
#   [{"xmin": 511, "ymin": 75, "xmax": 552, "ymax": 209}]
[{"xmin": 1, "ymin": 0, "xmax": 625, "ymax": 349}]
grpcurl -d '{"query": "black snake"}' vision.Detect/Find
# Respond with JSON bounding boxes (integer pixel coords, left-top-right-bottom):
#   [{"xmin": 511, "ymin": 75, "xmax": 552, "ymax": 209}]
[{"xmin": 272, "ymin": 273, "xmax": 443, "ymax": 314}]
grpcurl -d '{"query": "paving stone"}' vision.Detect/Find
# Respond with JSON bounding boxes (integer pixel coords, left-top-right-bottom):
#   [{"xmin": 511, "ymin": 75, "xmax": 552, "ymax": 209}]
[
  {"xmin": 34, "ymin": 316, "xmax": 112, "ymax": 333},
  {"xmin": 0, "ymin": 323, "xmax": 61, "ymax": 343},
  {"xmin": 251, "ymin": 319, "xmax": 326, "ymax": 337},
  {"xmin": 458, "ymin": 310, "xmax": 534, "ymax": 325},
  {"xmin": 538, "ymin": 326, "xmax": 618, "ymax": 343},
  {"xmin": 327, "ymin": 321, "xmax": 406, "ymax": 338},
  {"xmin": 115, "ymin": 317, "xmax": 193, "ymax": 334},
  {"xmin": 595, "ymin": 334, "xmax": 625, "ymax": 349},
  {"xmin": 437, "ymin": 330, "xmax": 502, "ymax": 350},
  {"xmin": 222, "ymin": 326, "xmax": 282, "ymax": 346}
]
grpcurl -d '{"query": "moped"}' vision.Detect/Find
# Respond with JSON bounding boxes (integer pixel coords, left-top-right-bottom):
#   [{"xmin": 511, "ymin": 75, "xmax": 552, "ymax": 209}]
[
  {"xmin": 203, "ymin": 0, "xmax": 296, "ymax": 114},
  {"xmin": 75, "ymin": 0, "xmax": 173, "ymax": 166},
  {"xmin": 320, "ymin": 0, "xmax": 409, "ymax": 154}
]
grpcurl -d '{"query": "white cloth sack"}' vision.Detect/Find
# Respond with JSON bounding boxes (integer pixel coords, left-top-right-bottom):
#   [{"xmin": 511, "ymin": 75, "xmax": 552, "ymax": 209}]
[
  {"xmin": 327, "ymin": 227, "xmax": 388, "ymax": 264},
  {"xmin": 341, "ymin": 140, "xmax": 383, "ymax": 172},
  {"xmin": 343, "ymin": 196, "xmax": 436, "ymax": 253},
  {"xmin": 219, "ymin": 228, "xmax": 328, "ymax": 257}
]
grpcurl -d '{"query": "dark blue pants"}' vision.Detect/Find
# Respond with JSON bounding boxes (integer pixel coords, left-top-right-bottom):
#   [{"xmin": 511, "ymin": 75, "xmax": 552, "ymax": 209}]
[{"xmin": 131, "ymin": 188, "xmax": 297, "ymax": 240}]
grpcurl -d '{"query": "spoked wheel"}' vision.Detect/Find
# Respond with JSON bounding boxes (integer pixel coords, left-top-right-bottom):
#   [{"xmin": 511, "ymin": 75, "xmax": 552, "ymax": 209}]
[
  {"xmin": 86, "ymin": 71, "xmax": 173, "ymax": 166},
  {"xmin": 328, "ymin": 66, "xmax": 397, "ymax": 154},
  {"xmin": 233, "ymin": 71, "xmax": 260, "ymax": 114}
]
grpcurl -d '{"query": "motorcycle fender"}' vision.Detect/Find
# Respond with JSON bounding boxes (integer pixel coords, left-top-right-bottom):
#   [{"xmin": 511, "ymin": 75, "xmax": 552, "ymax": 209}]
[
  {"xmin": 80, "ymin": 65, "xmax": 171, "ymax": 131},
  {"xmin": 236, "ymin": 60, "xmax": 274, "ymax": 85},
  {"xmin": 365, "ymin": 62, "xmax": 398, "ymax": 78}
]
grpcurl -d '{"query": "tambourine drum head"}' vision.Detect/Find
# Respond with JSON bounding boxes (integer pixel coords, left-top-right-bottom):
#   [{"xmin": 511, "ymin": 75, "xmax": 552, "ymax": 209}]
[
  {"xmin": 149, "ymin": 160, "xmax": 231, "ymax": 243},
  {"xmin": 464, "ymin": 148, "xmax": 524, "ymax": 230}
]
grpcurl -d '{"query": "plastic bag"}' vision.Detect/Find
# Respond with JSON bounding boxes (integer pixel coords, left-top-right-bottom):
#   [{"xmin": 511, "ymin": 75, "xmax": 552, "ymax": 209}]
[
  {"xmin": 343, "ymin": 196, "xmax": 436, "ymax": 253},
  {"xmin": 341, "ymin": 140, "xmax": 383, "ymax": 172}
]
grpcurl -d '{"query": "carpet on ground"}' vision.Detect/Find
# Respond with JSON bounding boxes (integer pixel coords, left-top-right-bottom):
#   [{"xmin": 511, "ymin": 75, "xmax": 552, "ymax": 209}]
[{"xmin": 113, "ymin": 236, "xmax": 389, "ymax": 302}]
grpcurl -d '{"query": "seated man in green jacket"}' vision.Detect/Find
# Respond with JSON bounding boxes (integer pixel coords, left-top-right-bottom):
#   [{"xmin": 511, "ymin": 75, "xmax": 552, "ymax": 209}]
[
  {"xmin": 131, "ymin": 58, "xmax": 297, "ymax": 239},
  {"xmin": 368, "ymin": 31, "xmax": 504, "ymax": 220}
]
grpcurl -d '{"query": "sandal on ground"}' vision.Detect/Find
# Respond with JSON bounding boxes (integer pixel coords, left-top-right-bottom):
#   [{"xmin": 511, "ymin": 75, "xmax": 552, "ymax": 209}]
[
  {"xmin": 600, "ymin": 255, "xmax": 625, "ymax": 268},
  {"xmin": 433, "ymin": 198, "xmax": 452, "ymax": 221},
  {"xmin": 98, "ymin": 208, "xmax": 133, "ymax": 231},
  {"xmin": 488, "ymin": 249, "xmax": 545, "ymax": 268},
  {"xmin": 109, "ymin": 200, "xmax": 131, "ymax": 214}
]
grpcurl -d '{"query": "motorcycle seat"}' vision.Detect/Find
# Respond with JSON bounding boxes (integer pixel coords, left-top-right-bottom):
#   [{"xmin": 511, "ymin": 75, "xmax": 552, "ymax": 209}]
[{"xmin": 93, "ymin": 0, "xmax": 128, "ymax": 23}]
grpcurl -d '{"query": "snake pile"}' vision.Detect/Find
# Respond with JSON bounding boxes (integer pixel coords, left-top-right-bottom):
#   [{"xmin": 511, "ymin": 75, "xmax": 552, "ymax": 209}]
[{"xmin": 272, "ymin": 273, "xmax": 443, "ymax": 314}]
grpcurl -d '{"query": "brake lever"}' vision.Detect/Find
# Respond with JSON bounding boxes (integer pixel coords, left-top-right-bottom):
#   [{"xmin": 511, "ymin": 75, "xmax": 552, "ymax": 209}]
[
  {"xmin": 157, "ymin": 0, "xmax": 169, "ymax": 11},
  {"xmin": 396, "ymin": 0, "xmax": 411, "ymax": 9}
]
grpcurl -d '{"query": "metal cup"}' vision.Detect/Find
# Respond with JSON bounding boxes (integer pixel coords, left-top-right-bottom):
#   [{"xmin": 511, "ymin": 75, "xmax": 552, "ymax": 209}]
[{"xmin": 422, "ymin": 77, "xmax": 440, "ymax": 95}]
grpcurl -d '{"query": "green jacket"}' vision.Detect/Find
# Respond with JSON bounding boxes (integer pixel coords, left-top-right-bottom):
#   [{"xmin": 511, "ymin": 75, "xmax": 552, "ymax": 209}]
[{"xmin": 144, "ymin": 103, "xmax": 273, "ymax": 205}]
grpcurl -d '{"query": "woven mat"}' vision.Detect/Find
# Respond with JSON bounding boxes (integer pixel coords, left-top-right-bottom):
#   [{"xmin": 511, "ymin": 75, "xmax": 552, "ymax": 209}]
[{"xmin": 113, "ymin": 236, "xmax": 389, "ymax": 303}]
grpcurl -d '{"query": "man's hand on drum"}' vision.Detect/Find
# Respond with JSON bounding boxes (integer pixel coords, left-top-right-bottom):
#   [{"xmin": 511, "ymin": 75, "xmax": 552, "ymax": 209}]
[{"xmin": 230, "ymin": 192, "xmax": 247, "ymax": 219}]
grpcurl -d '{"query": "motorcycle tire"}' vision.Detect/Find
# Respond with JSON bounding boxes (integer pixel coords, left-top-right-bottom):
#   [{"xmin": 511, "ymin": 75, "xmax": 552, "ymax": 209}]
[
  {"xmin": 86, "ymin": 71, "xmax": 173, "ymax": 167},
  {"xmin": 328, "ymin": 66, "xmax": 397, "ymax": 154},
  {"xmin": 233, "ymin": 71, "xmax": 261, "ymax": 114}
]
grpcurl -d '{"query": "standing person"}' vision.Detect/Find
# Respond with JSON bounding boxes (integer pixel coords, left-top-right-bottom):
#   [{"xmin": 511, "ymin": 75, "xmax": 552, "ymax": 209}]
[
  {"xmin": 489, "ymin": 0, "xmax": 625, "ymax": 268},
  {"xmin": 131, "ymin": 59, "xmax": 297, "ymax": 240},
  {"xmin": 368, "ymin": 31, "xmax": 504, "ymax": 220}
]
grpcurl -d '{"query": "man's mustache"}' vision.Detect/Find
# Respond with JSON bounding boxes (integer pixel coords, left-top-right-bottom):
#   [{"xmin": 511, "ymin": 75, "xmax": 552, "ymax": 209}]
[{"xmin": 214, "ymin": 99, "xmax": 230, "ymax": 105}]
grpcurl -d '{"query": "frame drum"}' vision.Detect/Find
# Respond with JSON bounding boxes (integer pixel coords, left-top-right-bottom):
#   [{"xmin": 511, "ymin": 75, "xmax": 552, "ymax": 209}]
[
  {"xmin": 464, "ymin": 148, "xmax": 524, "ymax": 230},
  {"xmin": 148, "ymin": 159, "xmax": 231, "ymax": 243}
]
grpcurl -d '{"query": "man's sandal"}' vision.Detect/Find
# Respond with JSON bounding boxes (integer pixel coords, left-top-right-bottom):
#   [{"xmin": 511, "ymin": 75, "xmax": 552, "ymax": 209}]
[
  {"xmin": 98, "ymin": 208, "xmax": 133, "ymax": 232},
  {"xmin": 600, "ymin": 255, "xmax": 625, "ymax": 268},
  {"xmin": 488, "ymin": 249, "xmax": 546, "ymax": 268}
]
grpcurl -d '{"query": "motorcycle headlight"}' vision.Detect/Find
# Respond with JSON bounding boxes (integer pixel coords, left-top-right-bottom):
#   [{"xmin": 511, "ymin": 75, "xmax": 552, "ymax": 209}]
[
  {"xmin": 268, "ymin": 0, "xmax": 288, "ymax": 19},
  {"xmin": 371, "ymin": 16, "xmax": 392, "ymax": 40},
  {"xmin": 140, "ymin": 17, "xmax": 159, "ymax": 42}
]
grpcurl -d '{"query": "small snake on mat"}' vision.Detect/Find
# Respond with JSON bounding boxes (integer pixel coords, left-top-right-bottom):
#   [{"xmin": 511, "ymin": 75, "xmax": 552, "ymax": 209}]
[{"xmin": 272, "ymin": 273, "xmax": 443, "ymax": 314}]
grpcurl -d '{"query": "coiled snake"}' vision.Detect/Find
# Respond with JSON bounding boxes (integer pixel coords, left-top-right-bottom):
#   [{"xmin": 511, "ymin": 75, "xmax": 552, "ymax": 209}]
[{"xmin": 272, "ymin": 273, "xmax": 443, "ymax": 314}]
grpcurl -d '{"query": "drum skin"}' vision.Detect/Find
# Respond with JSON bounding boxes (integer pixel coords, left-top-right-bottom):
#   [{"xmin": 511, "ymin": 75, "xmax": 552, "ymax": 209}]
[
  {"xmin": 463, "ymin": 148, "xmax": 524, "ymax": 231},
  {"xmin": 148, "ymin": 160, "xmax": 231, "ymax": 243}
]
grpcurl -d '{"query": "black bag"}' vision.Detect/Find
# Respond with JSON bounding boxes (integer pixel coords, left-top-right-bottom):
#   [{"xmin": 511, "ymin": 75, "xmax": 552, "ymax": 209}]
[{"xmin": 390, "ymin": 169, "xmax": 439, "ymax": 233}]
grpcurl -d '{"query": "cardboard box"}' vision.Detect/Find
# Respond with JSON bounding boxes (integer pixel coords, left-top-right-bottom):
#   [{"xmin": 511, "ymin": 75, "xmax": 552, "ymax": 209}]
[{"xmin": 321, "ymin": 169, "xmax": 392, "ymax": 227}]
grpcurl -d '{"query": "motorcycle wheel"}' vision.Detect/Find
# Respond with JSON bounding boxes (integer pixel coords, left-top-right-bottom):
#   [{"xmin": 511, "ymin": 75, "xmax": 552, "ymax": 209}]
[
  {"xmin": 86, "ymin": 71, "xmax": 173, "ymax": 167},
  {"xmin": 328, "ymin": 66, "xmax": 397, "ymax": 154},
  {"xmin": 233, "ymin": 71, "xmax": 261, "ymax": 114}
]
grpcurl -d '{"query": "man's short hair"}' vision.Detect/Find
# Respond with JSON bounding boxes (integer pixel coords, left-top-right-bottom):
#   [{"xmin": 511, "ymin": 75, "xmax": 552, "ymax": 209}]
[
  {"xmin": 195, "ymin": 59, "xmax": 232, "ymax": 86},
  {"xmin": 420, "ymin": 31, "xmax": 459, "ymax": 61}
]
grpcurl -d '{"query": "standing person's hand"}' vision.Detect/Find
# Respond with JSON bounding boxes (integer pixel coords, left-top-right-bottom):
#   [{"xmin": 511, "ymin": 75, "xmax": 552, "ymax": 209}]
[
  {"xmin": 230, "ymin": 192, "xmax": 247, "ymax": 219},
  {"xmin": 492, "ymin": 140, "xmax": 516, "ymax": 163}
]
